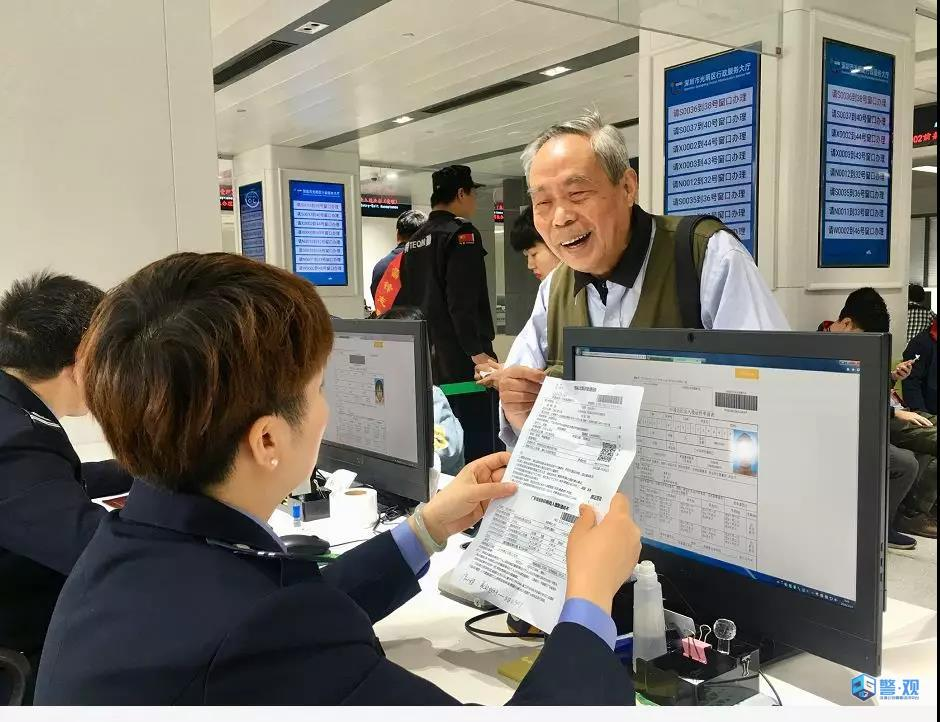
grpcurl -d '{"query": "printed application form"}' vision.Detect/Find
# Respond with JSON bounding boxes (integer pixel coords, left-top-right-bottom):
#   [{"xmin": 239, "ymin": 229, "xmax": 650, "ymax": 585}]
[{"xmin": 453, "ymin": 377, "xmax": 644, "ymax": 632}]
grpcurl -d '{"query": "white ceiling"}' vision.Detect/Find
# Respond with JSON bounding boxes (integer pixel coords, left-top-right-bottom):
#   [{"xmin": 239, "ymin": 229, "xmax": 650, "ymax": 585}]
[
  {"xmin": 210, "ymin": 0, "xmax": 331, "ymax": 67},
  {"xmin": 215, "ymin": 0, "xmax": 635, "ymax": 155},
  {"xmin": 332, "ymin": 54, "xmax": 639, "ymax": 168},
  {"xmin": 213, "ymin": 0, "xmax": 937, "ymax": 185},
  {"xmin": 209, "ymin": 0, "xmax": 270, "ymax": 36},
  {"xmin": 519, "ymin": 0, "xmax": 782, "ymax": 42}
]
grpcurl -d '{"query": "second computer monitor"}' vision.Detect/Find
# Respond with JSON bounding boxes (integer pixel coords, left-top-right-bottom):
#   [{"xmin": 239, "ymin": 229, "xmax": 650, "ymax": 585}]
[
  {"xmin": 319, "ymin": 318, "xmax": 434, "ymax": 505},
  {"xmin": 566, "ymin": 327, "xmax": 888, "ymax": 675}
]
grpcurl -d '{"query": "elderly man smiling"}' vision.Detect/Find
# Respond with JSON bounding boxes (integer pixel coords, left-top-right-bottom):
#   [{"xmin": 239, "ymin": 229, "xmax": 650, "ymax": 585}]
[{"xmin": 498, "ymin": 111, "xmax": 788, "ymax": 446}]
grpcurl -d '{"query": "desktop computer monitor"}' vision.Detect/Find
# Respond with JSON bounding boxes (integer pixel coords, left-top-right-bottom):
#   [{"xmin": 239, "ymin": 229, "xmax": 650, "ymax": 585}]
[
  {"xmin": 565, "ymin": 328, "xmax": 889, "ymax": 676},
  {"xmin": 318, "ymin": 318, "xmax": 435, "ymax": 505}
]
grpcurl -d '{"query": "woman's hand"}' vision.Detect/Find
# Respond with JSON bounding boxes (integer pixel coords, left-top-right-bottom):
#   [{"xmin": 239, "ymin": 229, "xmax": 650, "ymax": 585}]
[
  {"xmin": 417, "ymin": 452, "xmax": 516, "ymax": 543},
  {"xmin": 565, "ymin": 494, "xmax": 642, "ymax": 614}
]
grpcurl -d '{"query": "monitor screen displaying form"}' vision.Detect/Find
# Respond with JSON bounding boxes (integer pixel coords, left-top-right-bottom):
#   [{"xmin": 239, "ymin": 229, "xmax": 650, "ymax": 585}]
[
  {"xmin": 323, "ymin": 330, "xmax": 419, "ymax": 466},
  {"xmin": 573, "ymin": 346, "xmax": 861, "ymax": 607},
  {"xmin": 319, "ymin": 319, "xmax": 434, "ymax": 505}
]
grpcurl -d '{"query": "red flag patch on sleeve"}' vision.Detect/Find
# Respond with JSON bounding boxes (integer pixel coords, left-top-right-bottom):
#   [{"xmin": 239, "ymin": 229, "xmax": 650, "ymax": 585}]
[{"xmin": 457, "ymin": 232, "xmax": 475, "ymax": 245}]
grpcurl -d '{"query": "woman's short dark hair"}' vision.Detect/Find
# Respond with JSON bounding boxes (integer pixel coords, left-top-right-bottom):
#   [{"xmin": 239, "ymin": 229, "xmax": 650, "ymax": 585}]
[
  {"xmin": 509, "ymin": 205, "xmax": 542, "ymax": 252},
  {"xmin": 80, "ymin": 253, "xmax": 333, "ymax": 494},
  {"xmin": 909, "ymin": 284, "xmax": 926, "ymax": 304},
  {"xmin": 0, "ymin": 272, "xmax": 104, "ymax": 380}
]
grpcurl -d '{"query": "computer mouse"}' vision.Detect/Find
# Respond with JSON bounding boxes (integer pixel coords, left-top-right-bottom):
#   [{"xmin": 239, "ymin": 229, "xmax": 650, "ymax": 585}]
[{"xmin": 280, "ymin": 534, "xmax": 330, "ymax": 559}]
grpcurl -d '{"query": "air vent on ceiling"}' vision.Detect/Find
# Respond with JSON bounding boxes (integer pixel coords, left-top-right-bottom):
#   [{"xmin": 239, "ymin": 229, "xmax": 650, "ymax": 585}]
[
  {"xmin": 420, "ymin": 80, "xmax": 531, "ymax": 115},
  {"xmin": 213, "ymin": 39, "xmax": 296, "ymax": 87}
]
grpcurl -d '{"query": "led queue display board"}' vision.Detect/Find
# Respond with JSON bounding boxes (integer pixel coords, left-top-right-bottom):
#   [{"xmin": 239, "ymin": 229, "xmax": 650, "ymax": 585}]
[
  {"xmin": 664, "ymin": 48, "xmax": 760, "ymax": 258},
  {"xmin": 290, "ymin": 180, "xmax": 349, "ymax": 286},
  {"xmin": 818, "ymin": 39, "xmax": 894, "ymax": 268},
  {"xmin": 238, "ymin": 182, "xmax": 265, "ymax": 262}
]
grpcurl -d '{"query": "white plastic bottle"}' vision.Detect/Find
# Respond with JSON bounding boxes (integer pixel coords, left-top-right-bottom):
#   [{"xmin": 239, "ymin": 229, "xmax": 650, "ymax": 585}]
[{"xmin": 632, "ymin": 560, "xmax": 667, "ymax": 671}]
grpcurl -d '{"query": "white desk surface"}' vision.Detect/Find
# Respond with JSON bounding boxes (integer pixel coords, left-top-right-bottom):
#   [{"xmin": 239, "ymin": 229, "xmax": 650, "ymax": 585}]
[
  {"xmin": 85, "ymin": 440, "xmax": 935, "ymax": 708},
  {"xmin": 267, "ymin": 506, "xmax": 937, "ymax": 708}
]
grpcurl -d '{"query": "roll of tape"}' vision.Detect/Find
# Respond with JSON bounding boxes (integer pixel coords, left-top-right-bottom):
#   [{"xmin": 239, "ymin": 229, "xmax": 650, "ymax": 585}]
[{"xmin": 329, "ymin": 487, "xmax": 378, "ymax": 530}]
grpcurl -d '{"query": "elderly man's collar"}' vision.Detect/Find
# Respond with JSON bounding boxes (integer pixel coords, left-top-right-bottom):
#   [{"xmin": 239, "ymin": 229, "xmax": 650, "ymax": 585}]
[{"xmin": 573, "ymin": 205, "xmax": 653, "ymax": 298}]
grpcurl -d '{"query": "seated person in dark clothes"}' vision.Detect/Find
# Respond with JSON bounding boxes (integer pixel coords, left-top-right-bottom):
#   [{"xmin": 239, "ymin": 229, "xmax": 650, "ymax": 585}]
[
  {"xmin": 896, "ymin": 319, "xmax": 938, "ymax": 533},
  {"xmin": 821, "ymin": 287, "xmax": 936, "ymax": 542},
  {"xmin": 903, "ymin": 318, "xmax": 938, "ymax": 416},
  {"xmin": 0, "ymin": 273, "xmax": 133, "ymax": 702},
  {"xmin": 36, "ymin": 252, "xmax": 642, "ymax": 705}
]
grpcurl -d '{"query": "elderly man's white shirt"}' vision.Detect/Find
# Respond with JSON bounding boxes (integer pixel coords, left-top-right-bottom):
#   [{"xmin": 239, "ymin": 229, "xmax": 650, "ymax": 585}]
[{"xmin": 499, "ymin": 227, "xmax": 789, "ymax": 447}]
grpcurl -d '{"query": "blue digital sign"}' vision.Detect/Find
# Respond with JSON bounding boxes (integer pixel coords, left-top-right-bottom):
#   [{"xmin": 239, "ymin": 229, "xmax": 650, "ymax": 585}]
[
  {"xmin": 664, "ymin": 49, "xmax": 760, "ymax": 258},
  {"xmin": 289, "ymin": 180, "xmax": 348, "ymax": 287},
  {"xmin": 238, "ymin": 182, "xmax": 265, "ymax": 262},
  {"xmin": 818, "ymin": 40, "xmax": 894, "ymax": 268}
]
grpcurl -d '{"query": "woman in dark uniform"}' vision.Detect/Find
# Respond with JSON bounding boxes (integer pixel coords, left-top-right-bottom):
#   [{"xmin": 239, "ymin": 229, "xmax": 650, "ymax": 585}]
[{"xmin": 35, "ymin": 252, "xmax": 641, "ymax": 705}]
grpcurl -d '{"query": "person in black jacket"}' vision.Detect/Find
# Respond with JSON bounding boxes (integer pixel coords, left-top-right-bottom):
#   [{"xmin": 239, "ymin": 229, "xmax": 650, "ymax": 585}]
[
  {"xmin": 896, "ymin": 319, "xmax": 938, "ymax": 533},
  {"xmin": 0, "ymin": 273, "xmax": 133, "ymax": 702},
  {"xmin": 903, "ymin": 318, "xmax": 938, "ymax": 416},
  {"xmin": 822, "ymin": 287, "xmax": 932, "ymax": 545},
  {"xmin": 388, "ymin": 165, "xmax": 498, "ymax": 384},
  {"xmin": 35, "ymin": 252, "xmax": 642, "ymax": 705}
]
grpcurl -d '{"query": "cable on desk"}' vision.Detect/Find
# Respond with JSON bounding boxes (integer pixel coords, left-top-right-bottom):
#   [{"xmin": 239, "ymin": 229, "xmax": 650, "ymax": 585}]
[
  {"xmin": 759, "ymin": 670, "xmax": 782, "ymax": 706},
  {"xmin": 464, "ymin": 609, "xmax": 546, "ymax": 640},
  {"xmin": 697, "ymin": 673, "xmax": 782, "ymax": 706},
  {"xmin": 372, "ymin": 506, "xmax": 406, "ymax": 534},
  {"xmin": 330, "ymin": 538, "xmax": 371, "ymax": 549}
]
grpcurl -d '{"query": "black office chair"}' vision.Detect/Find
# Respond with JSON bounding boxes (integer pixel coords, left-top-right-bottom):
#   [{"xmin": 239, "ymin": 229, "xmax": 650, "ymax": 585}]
[{"xmin": 0, "ymin": 648, "xmax": 31, "ymax": 706}]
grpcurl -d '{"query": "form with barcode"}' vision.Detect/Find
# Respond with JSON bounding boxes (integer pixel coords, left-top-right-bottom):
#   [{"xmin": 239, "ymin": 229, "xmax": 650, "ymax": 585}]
[{"xmin": 452, "ymin": 376, "xmax": 644, "ymax": 633}]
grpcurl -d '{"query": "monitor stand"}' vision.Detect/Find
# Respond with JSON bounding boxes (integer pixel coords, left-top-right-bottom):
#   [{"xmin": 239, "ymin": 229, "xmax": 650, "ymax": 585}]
[
  {"xmin": 363, "ymin": 464, "xmax": 440, "ymax": 515},
  {"xmin": 375, "ymin": 489, "xmax": 418, "ymax": 514}
]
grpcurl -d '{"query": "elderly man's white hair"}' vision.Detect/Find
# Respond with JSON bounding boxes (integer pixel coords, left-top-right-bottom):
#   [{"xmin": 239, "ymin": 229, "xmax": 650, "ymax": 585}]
[{"xmin": 520, "ymin": 110, "xmax": 632, "ymax": 186}]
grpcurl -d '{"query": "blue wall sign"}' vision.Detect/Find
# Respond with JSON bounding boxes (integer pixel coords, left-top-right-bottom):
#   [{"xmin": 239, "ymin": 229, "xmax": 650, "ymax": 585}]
[
  {"xmin": 818, "ymin": 39, "xmax": 894, "ymax": 268},
  {"xmin": 238, "ymin": 182, "xmax": 265, "ymax": 262},
  {"xmin": 665, "ymin": 49, "xmax": 760, "ymax": 258},
  {"xmin": 289, "ymin": 180, "xmax": 349, "ymax": 287}
]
